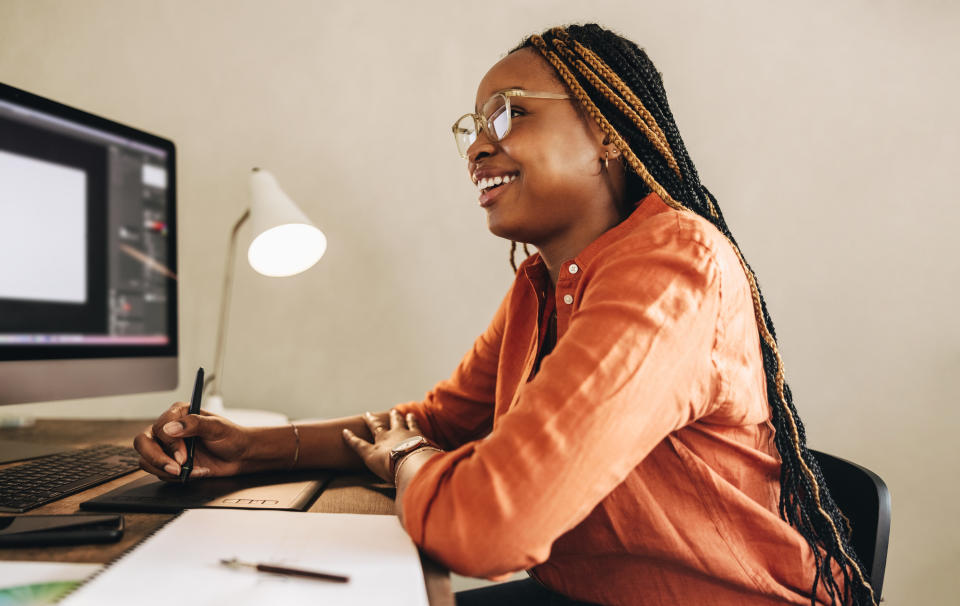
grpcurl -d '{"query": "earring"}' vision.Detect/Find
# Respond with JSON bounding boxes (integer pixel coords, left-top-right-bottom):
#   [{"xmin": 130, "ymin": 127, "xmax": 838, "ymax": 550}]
[{"xmin": 603, "ymin": 151, "xmax": 609, "ymax": 170}]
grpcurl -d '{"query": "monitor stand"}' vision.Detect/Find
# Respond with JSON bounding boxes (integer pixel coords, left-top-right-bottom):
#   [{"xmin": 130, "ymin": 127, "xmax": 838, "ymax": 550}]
[{"xmin": 0, "ymin": 440, "xmax": 70, "ymax": 465}]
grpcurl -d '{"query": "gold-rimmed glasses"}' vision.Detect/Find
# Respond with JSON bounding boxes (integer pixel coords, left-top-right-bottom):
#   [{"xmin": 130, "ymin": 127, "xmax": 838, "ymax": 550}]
[{"xmin": 451, "ymin": 89, "xmax": 571, "ymax": 158}]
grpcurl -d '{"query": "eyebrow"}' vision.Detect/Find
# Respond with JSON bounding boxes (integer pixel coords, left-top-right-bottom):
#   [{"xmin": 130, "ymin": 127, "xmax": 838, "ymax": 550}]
[{"xmin": 474, "ymin": 87, "xmax": 527, "ymax": 113}]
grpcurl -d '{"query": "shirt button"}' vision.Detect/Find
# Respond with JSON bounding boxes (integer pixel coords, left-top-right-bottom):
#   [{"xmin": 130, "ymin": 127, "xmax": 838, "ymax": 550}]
[
  {"xmin": 568, "ymin": 264, "xmax": 579, "ymax": 274},
  {"xmin": 563, "ymin": 294, "xmax": 574, "ymax": 305}
]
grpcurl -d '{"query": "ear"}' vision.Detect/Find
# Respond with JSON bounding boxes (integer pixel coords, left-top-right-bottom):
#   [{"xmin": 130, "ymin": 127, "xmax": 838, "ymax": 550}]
[{"xmin": 599, "ymin": 134, "xmax": 620, "ymax": 157}]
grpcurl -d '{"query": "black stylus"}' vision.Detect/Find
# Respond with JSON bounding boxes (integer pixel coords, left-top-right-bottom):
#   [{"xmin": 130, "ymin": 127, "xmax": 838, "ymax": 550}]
[{"xmin": 179, "ymin": 367, "xmax": 204, "ymax": 483}]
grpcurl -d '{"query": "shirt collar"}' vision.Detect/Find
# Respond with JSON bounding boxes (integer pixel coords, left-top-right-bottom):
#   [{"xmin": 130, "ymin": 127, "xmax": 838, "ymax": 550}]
[
  {"xmin": 573, "ymin": 192, "xmax": 670, "ymax": 269},
  {"xmin": 518, "ymin": 191, "xmax": 672, "ymax": 278}
]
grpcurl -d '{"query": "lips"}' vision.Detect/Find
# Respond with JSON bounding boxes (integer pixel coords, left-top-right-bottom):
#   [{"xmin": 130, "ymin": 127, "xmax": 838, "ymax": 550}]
[
  {"xmin": 473, "ymin": 170, "xmax": 519, "ymax": 207},
  {"xmin": 479, "ymin": 177, "xmax": 516, "ymax": 207}
]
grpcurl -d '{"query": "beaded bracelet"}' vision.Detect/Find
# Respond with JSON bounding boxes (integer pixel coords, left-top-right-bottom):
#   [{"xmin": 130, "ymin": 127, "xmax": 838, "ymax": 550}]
[{"xmin": 290, "ymin": 423, "xmax": 301, "ymax": 469}]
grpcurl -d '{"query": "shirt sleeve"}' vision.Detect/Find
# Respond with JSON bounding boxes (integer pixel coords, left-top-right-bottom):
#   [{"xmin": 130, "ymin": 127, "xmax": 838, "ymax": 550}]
[
  {"xmin": 393, "ymin": 291, "xmax": 508, "ymax": 451},
  {"xmin": 400, "ymin": 233, "xmax": 725, "ymax": 578}
]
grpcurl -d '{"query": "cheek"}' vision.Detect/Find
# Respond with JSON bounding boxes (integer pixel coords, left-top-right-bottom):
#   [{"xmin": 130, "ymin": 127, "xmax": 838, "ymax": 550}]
[{"xmin": 517, "ymin": 131, "xmax": 599, "ymax": 187}]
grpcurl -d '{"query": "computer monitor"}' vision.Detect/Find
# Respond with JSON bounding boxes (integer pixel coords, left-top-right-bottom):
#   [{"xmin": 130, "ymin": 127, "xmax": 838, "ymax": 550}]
[{"xmin": 0, "ymin": 82, "xmax": 178, "ymax": 462}]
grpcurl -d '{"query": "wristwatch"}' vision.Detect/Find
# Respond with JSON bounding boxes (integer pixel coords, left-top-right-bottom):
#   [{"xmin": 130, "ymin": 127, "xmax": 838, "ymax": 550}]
[{"xmin": 389, "ymin": 436, "xmax": 436, "ymax": 478}]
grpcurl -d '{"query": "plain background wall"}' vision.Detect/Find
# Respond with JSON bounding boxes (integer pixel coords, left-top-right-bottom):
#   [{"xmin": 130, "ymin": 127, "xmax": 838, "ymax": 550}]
[{"xmin": 1, "ymin": 0, "xmax": 957, "ymax": 602}]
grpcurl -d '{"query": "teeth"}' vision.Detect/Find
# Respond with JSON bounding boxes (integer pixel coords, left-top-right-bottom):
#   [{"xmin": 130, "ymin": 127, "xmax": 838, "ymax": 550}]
[{"xmin": 476, "ymin": 174, "xmax": 517, "ymax": 192}]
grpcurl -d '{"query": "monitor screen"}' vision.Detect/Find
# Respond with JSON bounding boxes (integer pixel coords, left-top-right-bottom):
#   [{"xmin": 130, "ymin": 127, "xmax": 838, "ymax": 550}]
[{"xmin": 0, "ymin": 82, "xmax": 178, "ymax": 407}]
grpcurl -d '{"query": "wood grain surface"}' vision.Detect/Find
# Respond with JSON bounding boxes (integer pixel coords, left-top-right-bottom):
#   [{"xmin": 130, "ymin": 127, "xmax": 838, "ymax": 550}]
[{"xmin": 0, "ymin": 419, "xmax": 452, "ymax": 606}]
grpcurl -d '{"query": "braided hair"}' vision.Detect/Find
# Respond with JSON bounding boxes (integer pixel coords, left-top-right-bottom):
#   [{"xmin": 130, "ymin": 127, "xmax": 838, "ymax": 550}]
[{"xmin": 508, "ymin": 24, "xmax": 877, "ymax": 606}]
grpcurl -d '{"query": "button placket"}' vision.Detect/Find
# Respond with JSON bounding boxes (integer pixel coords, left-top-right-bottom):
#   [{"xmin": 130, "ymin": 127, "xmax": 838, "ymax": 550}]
[{"xmin": 556, "ymin": 261, "xmax": 580, "ymax": 337}]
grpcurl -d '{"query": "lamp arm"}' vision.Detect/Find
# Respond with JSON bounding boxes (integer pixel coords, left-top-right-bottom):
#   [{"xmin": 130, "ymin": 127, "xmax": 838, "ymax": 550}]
[{"xmin": 208, "ymin": 209, "xmax": 251, "ymax": 397}]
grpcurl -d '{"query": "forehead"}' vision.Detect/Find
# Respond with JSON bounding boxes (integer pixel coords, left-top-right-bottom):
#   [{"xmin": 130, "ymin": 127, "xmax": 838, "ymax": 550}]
[{"xmin": 474, "ymin": 48, "xmax": 564, "ymax": 110}]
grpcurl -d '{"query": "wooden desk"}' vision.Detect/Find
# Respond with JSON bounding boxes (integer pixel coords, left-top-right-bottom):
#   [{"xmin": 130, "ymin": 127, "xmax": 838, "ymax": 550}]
[{"xmin": 0, "ymin": 419, "xmax": 453, "ymax": 606}]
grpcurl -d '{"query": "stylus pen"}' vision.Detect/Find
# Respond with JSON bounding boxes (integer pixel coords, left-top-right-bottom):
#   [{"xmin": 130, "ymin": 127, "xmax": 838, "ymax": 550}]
[
  {"xmin": 220, "ymin": 558, "xmax": 350, "ymax": 583},
  {"xmin": 179, "ymin": 367, "xmax": 204, "ymax": 483}
]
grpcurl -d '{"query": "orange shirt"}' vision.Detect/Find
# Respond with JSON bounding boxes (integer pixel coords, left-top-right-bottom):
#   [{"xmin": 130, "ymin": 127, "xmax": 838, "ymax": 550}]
[{"xmin": 396, "ymin": 192, "xmax": 832, "ymax": 605}]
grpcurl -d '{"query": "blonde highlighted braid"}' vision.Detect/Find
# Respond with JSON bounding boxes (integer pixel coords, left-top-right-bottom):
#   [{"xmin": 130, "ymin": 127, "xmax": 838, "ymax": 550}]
[
  {"xmin": 528, "ymin": 34, "xmax": 685, "ymax": 214},
  {"xmin": 514, "ymin": 24, "xmax": 878, "ymax": 606},
  {"xmin": 551, "ymin": 33, "xmax": 681, "ymax": 179}
]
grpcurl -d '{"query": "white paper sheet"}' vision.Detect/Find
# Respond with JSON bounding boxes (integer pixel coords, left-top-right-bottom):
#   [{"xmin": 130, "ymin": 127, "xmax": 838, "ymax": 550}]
[{"xmin": 59, "ymin": 509, "xmax": 429, "ymax": 606}]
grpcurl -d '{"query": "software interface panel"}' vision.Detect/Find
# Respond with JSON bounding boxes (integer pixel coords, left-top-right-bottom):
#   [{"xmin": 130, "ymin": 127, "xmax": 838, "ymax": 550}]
[{"xmin": 0, "ymin": 98, "xmax": 173, "ymax": 350}]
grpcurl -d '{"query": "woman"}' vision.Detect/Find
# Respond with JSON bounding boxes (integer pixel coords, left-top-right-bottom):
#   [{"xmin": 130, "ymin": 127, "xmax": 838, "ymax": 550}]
[{"xmin": 135, "ymin": 24, "xmax": 875, "ymax": 606}]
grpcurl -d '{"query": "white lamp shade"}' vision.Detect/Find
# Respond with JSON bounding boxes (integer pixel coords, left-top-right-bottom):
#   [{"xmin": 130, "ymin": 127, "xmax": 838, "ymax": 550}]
[{"xmin": 247, "ymin": 168, "xmax": 327, "ymax": 277}]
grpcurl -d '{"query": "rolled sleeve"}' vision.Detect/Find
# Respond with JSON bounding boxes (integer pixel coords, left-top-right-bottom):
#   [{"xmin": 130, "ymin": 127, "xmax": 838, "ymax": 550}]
[
  {"xmin": 394, "ymin": 293, "xmax": 507, "ymax": 451},
  {"xmin": 401, "ymin": 236, "xmax": 724, "ymax": 578}
]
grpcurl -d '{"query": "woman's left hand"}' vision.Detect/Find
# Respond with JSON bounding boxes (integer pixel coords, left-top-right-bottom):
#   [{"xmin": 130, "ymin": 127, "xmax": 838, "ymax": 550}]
[{"xmin": 342, "ymin": 409, "xmax": 425, "ymax": 483}]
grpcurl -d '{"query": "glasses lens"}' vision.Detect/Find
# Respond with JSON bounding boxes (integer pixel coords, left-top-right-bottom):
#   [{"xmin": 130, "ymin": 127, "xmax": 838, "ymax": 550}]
[
  {"xmin": 483, "ymin": 94, "xmax": 510, "ymax": 141},
  {"xmin": 453, "ymin": 115, "xmax": 478, "ymax": 157}
]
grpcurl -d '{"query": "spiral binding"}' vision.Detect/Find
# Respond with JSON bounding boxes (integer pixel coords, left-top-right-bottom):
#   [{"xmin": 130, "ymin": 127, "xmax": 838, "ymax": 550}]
[{"xmin": 55, "ymin": 512, "xmax": 183, "ymax": 604}]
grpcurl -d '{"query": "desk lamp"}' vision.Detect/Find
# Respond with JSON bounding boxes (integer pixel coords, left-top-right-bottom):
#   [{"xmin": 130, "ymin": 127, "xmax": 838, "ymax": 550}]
[{"xmin": 204, "ymin": 168, "xmax": 327, "ymax": 426}]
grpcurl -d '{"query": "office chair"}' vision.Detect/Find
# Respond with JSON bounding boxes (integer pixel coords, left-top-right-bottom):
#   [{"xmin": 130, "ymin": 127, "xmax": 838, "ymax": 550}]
[{"xmin": 809, "ymin": 449, "xmax": 891, "ymax": 599}]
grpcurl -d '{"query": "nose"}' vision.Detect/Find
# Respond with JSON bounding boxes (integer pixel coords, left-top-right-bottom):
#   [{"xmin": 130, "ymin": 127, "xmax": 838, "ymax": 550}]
[{"xmin": 466, "ymin": 126, "xmax": 496, "ymax": 165}]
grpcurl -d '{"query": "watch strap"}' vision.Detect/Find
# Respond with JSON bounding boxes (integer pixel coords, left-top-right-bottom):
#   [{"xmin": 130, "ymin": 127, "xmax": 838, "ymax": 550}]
[{"xmin": 393, "ymin": 446, "xmax": 442, "ymax": 486}]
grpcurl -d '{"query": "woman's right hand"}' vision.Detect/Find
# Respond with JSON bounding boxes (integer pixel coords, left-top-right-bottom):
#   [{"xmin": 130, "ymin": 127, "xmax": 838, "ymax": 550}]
[{"xmin": 133, "ymin": 402, "xmax": 251, "ymax": 481}]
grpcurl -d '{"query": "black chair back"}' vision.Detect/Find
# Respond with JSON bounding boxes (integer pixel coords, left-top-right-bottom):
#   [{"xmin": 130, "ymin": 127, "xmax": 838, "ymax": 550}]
[{"xmin": 809, "ymin": 449, "xmax": 891, "ymax": 599}]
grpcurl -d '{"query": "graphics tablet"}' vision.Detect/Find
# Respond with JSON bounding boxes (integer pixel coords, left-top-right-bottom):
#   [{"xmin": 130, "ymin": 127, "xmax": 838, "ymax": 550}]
[{"xmin": 80, "ymin": 471, "xmax": 331, "ymax": 512}]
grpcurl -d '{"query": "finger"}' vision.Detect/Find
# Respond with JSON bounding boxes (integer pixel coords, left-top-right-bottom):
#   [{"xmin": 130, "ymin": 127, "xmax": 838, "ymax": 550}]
[
  {"xmin": 389, "ymin": 408, "xmax": 404, "ymax": 430},
  {"xmin": 138, "ymin": 454, "xmax": 180, "ymax": 480},
  {"xmin": 160, "ymin": 415, "xmax": 227, "ymax": 465},
  {"xmin": 167, "ymin": 414, "xmax": 235, "ymax": 442},
  {"xmin": 342, "ymin": 428, "xmax": 371, "ymax": 455},
  {"xmin": 134, "ymin": 429, "xmax": 180, "ymax": 473},
  {"xmin": 406, "ymin": 413, "xmax": 421, "ymax": 433},
  {"xmin": 157, "ymin": 421, "xmax": 186, "ymax": 463},
  {"xmin": 362, "ymin": 411, "xmax": 385, "ymax": 437},
  {"xmin": 152, "ymin": 402, "xmax": 190, "ymax": 445}
]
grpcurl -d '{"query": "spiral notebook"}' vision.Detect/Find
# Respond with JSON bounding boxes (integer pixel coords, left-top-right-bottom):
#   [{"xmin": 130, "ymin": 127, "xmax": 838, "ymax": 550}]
[{"xmin": 59, "ymin": 509, "xmax": 430, "ymax": 606}]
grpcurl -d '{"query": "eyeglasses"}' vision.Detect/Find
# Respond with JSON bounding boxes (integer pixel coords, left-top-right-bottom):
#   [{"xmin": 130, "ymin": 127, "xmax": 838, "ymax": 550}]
[{"xmin": 451, "ymin": 89, "xmax": 571, "ymax": 158}]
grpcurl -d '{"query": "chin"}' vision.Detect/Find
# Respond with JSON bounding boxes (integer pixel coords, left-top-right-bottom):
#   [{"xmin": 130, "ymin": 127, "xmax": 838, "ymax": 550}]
[{"xmin": 485, "ymin": 212, "xmax": 525, "ymax": 243}]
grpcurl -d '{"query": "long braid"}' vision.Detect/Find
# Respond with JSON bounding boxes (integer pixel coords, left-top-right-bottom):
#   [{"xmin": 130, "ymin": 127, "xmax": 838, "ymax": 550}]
[
  {"xmin": 510, "ymin": 241, "xmax": 534, "ymax": 273},
  {"xmin": 550, "ymin": 36, "xmax": 681, "ymax": 178},
  {"xmin": 528, "ymin": 34, "xmax": 685, "ymax": 213},
  {"xmin": 515, "ymin": 24, "xmax": 877, "ymax": 606}
]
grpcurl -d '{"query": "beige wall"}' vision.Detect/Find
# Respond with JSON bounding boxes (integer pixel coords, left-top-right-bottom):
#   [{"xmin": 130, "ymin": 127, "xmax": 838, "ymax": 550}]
[{"xmin": 1, "ymin": 0, "xmax": 957, "ymax": 602}]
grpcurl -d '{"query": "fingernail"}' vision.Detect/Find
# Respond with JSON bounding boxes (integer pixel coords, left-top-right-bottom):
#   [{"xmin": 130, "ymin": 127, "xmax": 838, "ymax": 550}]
[
  {"xmin": 174, "ymin": 451, "xmax": 185, "ymax": 465},
  {"xmin": 342, "ymin": 428, "xmax": 351, "ymax": 435},
  {"xmin": 164, "ymin": 463, "xmax": 180, "ymax": 475},
  {"xmin": 163, "ymin": 421, "xmax": 184, "ymax": 436}
]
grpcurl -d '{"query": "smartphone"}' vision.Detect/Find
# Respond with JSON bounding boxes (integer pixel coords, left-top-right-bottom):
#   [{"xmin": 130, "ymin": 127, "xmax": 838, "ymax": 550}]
[{"xmin": 0, "ymin": 513, "xmax": 124, "ymax": 546}]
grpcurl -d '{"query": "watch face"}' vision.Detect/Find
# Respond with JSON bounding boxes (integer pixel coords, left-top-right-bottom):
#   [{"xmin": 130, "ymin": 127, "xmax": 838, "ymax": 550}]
[{"xmin": 394, "ymin": 437, "xmax": 422, "ymax": 453}]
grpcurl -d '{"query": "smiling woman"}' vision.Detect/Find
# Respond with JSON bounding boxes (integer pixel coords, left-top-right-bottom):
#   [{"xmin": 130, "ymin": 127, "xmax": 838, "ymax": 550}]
[
  {"xmin": 134, "ymin": 22, "xmax": 876, "ymax": 606},
  {"xmin": 391, "ymin": 24, "xmax": 879, "ymax": 606}
]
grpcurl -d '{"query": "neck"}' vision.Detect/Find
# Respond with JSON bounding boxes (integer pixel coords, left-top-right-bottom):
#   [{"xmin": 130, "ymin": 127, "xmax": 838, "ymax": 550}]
[{"xmin": 536, "ymin": 207, "xmax": 621, "ymax": 284}]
